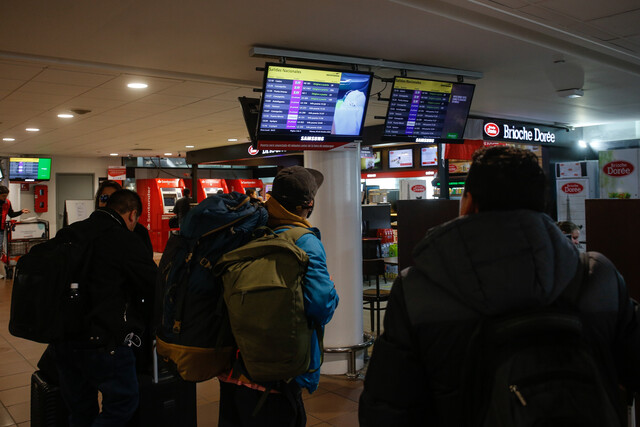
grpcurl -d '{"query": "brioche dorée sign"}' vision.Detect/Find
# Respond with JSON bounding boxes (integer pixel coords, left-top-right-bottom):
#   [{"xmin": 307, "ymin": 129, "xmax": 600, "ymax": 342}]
[
  {"xmin": 561, "ymin": 182, "xmax": 584, "ymax": 194},
  {"xmin": 602, "ymin": 161, "xmax": 634, "ymax": 177},
  {"xmin": 411, "ymin": 184, "xmax": 426, "ymax": 193},
  {"xmin": 482, "ymin": 119, "xmax": 562, "ymax": 144}
]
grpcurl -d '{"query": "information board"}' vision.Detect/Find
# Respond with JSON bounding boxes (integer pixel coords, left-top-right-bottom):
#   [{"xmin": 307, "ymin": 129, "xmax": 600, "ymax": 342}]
[
  {"xmin": 383, "ymin": 77, "xmax": 474, "ymax": 143},
  {"xmin": 257, "ymin": 63, "xmax": 373, "ymax": 145}
]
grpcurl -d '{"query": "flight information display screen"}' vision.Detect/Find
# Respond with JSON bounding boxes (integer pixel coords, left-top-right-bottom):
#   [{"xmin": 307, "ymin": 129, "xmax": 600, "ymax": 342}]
[
  {"xmin": 257, "ymin": 63, "xmax": 373, "ymax": 142},
  {"xmin": 9, "ymin": 157, "xmax": 51, "ymax": 181},
  {"xmin": 383, "ymin": 77, "xmax": 475, "ymax": 143}
]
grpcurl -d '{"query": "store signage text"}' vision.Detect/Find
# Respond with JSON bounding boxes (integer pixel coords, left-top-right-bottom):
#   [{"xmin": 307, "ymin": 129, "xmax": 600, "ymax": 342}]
[
  {"xmin": 561, "ymin": 183, "xmax": 584, "ymax": 194},
  {"xmin": 484, "ymin": 123, "xmax": 556, "ymax": 143},
  {"xmin": 603, "ymin": 161, "xmax": 634, "ymax": 177},
  {"xmin": 248, "ymin": 145, "xmax": 286, "ymax": 156},
  {"xmin": 411, "ymin": 185, "xmax": 426, "ymax": 193}
]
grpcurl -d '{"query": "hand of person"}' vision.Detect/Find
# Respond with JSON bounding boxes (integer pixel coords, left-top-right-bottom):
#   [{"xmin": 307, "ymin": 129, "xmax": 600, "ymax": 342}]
[{"xmin": 21, "ymin": 209, "xmax": 30, "ymax": 214}]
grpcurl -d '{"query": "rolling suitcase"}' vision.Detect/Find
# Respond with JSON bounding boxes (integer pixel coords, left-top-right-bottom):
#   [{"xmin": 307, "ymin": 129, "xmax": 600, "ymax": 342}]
[
  {"xmin": 127, "ymin": 340, "xmax": 197, "ymax": 427},
  {"xmin": 30, "ymin": 370, "xmax": 69, "ymax": 427}
]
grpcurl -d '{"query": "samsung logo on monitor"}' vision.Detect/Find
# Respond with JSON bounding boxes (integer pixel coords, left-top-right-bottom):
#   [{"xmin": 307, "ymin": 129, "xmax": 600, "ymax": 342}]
[
  {"xmin": 415, "ymin": 138, "xmax": 435, "ymax": 143},
  {"xmin": 300, "ymin": 136, "xmax": 325, "ymax": 141}
]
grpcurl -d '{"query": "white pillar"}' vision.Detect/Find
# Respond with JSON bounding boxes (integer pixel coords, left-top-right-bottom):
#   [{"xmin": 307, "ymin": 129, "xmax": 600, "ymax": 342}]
[{"xmin": 305, "ymin": 148, "xmax": 364, "ymax": 374}]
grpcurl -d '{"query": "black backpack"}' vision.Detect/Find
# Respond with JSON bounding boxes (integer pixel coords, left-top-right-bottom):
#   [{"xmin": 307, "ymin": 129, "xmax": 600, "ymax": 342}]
[
  {"xmin": 9, "ymin": 226, "xmax": 94, "ymax": 343},
  {"xmin": 155, "ymin": 192, "xmax": 268, "ymax": 382},
  {"xmin": 462, "ymin": 252, "xmax": 624, "ymax": 427}
]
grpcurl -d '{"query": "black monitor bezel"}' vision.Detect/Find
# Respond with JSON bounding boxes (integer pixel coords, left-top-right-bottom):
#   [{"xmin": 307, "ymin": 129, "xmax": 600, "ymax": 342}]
[
  {"xmin": 382, "ymin": 76, "xmax": 475, "ymax": 144},
  {"xmin": 256, "ymin": 62, "xmax": 374, "ymax": 143}
]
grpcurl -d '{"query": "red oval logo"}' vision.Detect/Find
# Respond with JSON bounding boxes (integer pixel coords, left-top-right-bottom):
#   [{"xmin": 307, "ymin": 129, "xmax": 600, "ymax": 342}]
[
  {"xmin": 448, "ymin": 164, "xmax": 458, "ymax": 173},
  {"xmin": 248, "ymin": 145, "xmax": 259, "ymax": 156},
  {"xmin": 561, "ymin": 183, "xmax": 584, "ymax": 194},
  {"xmin": 484, "ymin": 122, "xmax": 500, "ymax": 137},
  {"xmin": 411, "ymin": 185, "xmax": 426, "ymax": 193},
  {"xmin": 603, "ymin": 161, "xmax": 634, "ymax": 177}
]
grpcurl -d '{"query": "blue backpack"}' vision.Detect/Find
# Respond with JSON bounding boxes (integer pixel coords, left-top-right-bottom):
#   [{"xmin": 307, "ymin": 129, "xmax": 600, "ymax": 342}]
[{"xmin": 155, "ymin": 192, "xmax": 267, "ymax": 382}]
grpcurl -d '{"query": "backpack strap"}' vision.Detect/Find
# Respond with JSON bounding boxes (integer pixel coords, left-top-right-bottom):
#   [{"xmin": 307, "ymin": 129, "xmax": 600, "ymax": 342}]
[
  {"xmin": 274, "ymin": 225, "xmax": 314, "ymax": 243},
  {"xmin": 556, "ymin": 252, "xmax": 590, "ymax": 308}
]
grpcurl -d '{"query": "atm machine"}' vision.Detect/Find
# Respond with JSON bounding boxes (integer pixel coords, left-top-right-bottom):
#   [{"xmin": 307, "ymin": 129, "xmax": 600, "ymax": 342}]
[
  {"xmin": 225, "ymin": 179, "xmax": 264, "ymax": 198},
  {"xmin": 196, "ymin": 179, "xmax": 229, "ymax": 202},
  {"xmin": 137, "ymin": 178, "xmax": 186, "ymax": 252}
]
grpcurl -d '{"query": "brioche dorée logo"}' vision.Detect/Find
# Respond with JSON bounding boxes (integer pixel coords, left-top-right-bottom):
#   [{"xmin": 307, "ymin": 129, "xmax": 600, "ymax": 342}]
[
  {"xmin": 484, "ymin": 122, "xmax": 500, "ymax": 137},
  {"xmin": 561, "ymin": 183, "xmax": 584, "ymax": 194},
  {"xmin": 603, "ymin": 161, "xmax": 634, "ymax": 177},
  {"xmin": 448, "ymin": 164, "xmax": 458, "ymax": 173},
  {"xmin": 248, "ymin": 146, "xmax": 260, "ymax": 155},
  {"xmin": 411, "ymin": 185, "xmax": 426, "ymax": 193}
]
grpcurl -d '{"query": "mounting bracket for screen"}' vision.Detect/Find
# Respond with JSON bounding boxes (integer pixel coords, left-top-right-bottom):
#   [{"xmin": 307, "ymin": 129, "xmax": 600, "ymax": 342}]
[
  {"xmin": 457, "ymin": 75, "xmax": 464, "ymax": 83},
  {"xmin": 250, "ymin": 46, "xmax": 483, "ymax": 80}
]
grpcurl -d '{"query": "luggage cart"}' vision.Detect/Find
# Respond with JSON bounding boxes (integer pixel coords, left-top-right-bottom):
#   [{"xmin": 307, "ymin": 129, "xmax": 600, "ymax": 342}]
[{"xmin": 3, "ymin": 220, "xmax": 49, "ymax": 279}]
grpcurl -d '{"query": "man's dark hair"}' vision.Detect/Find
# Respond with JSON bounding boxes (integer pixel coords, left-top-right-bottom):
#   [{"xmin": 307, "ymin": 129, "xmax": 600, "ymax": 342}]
[
  {"xmin": 106, "ymin": 189, "xmax": 143, "ymax": 218},
  {"xmin": 0, "ymin": 185, "xmax": 8, "ymax": 195},
  {"xmin": 464, "ymin": 146, "xmax": 547, "ymax": 212},
  {"xmin": 183, "ymin": 188, "xmax": 190, "ymax": 197}
]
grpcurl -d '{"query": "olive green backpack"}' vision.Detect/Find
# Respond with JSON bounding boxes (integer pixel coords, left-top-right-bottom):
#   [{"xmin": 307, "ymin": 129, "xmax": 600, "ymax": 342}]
[{"xmin": 213, "ymin": 226, "xmax": 321, "ymax": 382}]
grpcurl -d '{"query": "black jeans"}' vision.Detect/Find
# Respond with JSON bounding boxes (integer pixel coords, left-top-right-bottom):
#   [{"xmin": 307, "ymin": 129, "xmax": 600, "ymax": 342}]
[
  {"xmin": 53, "ymin": 343, "xmax": 139, "ymax": 427},
  {"xmin": 218, "ymin": 380, "xmax": 307, "ymax": 427}
]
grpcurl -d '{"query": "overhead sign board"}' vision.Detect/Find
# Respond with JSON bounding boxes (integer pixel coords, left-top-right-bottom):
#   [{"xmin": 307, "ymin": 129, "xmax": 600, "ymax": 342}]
[{"xmin": 482, "ymin": 118, "xmax": 572, "ymax": 145}]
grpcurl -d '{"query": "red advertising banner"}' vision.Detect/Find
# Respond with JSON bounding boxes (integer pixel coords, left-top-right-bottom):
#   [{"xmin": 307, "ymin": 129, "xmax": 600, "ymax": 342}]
[{"xmin": 108, "ymin": 166, "xmax": 127, "ymax": 180}]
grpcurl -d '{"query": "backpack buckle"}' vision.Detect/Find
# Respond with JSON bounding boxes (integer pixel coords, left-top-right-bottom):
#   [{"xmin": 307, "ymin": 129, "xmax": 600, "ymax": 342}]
[
  {"xmin": 199, "ymin": 257, "xmax": 212, "ymax": 269},
  {"xmin": 172, "ymin": 321, "xmax": 181, "ymax": 334}
]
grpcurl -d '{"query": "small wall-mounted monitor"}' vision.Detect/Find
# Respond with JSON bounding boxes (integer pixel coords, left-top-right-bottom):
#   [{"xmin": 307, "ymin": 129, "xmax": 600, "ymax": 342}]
[
  {"xmin": 9, "ymin": 157, "xmax": 52, "ymax": 181},
  {"xmin": 256, "ymin": 63, "xmax": 374, "ymax": 148},
  {"xmin": 383, "ymin": 76, "xmax": 475, "ymax": 144},
  {"xmin": 388, "ymin": 148, "xmax": 414, "ymax": 169},
  {"xmin": 361, "ymin": 150, "xmax": 382, "ymax": 171},
  {"xmin": 421, "ymin": 145, "xmax": 438, "ymax": 167}
]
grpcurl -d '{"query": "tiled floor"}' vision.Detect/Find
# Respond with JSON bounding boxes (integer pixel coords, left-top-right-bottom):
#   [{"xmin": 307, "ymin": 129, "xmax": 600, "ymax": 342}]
[{"xmin": 0, "ymin": 270, "xmax": 391, "ymax": 426}]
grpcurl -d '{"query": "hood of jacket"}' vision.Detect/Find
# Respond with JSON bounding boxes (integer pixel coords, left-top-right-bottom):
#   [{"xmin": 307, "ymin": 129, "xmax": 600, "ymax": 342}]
[{"xmin": 412, "ymin": 209, "xmax": 580, "ymax": 316}]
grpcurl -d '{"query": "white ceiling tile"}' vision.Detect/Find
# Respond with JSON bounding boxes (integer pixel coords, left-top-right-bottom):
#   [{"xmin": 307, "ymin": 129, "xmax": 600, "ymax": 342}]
[
  {"xmin": 18, "ymin": 81, "xmax": 90, "ymax": 97},
  {"xmin": 519, "ymin": 5, "xmax": 582, "ymax": 27},
  {"xmin": 589, "ymin": 9, "xmax": 640, "ymax": 37},
  {"xmin": 537, "ymin": 0, "xmax": 640, "ymax": 22},
  {"xmin": 0, "ymin": 62, "xmax": 43, "ymax": 81},
  {"xmin": 33, "ymin": 68, "xmax": 116, "ymax": 86},
  {"xmin": 158, "ymin": 81, "xmax": 239, "ymax": 98},
  {"xmin": 487, "ymin": 0, "xmax": 530, "ymax": 8}
]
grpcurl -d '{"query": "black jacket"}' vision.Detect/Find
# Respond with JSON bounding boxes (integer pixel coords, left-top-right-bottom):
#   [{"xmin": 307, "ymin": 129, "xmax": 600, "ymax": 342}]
[
  {"xmin": 65, "ymin": 208, "xmax": 157, "ymax": 348},
  {"xmin": 359, "ymin": 210, "xmax": 640, "ymax": 426}
]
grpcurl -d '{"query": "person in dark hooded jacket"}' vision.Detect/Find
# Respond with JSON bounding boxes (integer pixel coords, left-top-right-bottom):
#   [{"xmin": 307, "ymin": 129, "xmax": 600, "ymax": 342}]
[{"xmin": 359, "ymin": 146, "xmax": 640, "ymax": 426}]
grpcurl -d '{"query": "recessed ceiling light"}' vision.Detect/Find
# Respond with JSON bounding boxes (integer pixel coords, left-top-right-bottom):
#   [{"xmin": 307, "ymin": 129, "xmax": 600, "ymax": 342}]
[
  {"xmin": 25, "ymin": 128, "xmax": 40, "ymax": 132},
  {"xmin": 578, "ymin": 140, "xmax": 587, "ymax": 148},
  {"xmin": 164, "ymin": 153, "xmax": 172, "ymax": 156},
  {"xmin": 185, "ymin": 145, "xmax": 195, "ymax": 148},
  {"xmin": 110, "ymin": 153, "xmax": 118, "ymax": 156},
  {"xmin": 2, "ymin": 138, "xmax": 15, "ymax": 142},
  {"xmin": 127, "ymin": 82, "xmax": 148, "ymax": 89},
  {"xmin": 227, "ymin": 138, "xmax": 238, "ymax": 142},
  {"xmin": 57, "ymin": 113, "xmax": 74, "ymax": 118}
]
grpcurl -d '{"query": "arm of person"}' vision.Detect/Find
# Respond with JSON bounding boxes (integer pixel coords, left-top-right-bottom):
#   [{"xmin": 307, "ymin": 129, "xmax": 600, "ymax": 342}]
[
  {"xmin": 296, "ymin": 232, "xmax": 338, "ymax": 326},
  {"xmin": 359, "ymin": 275, "xmax": 427, "ymax": 427},
  {"xmin": 8, "ymin": 205, "xmax": 29, "ymax": 217},
  {"xmin": 613, "ymin": 269, "xmax": 640, "ymax": 393}
]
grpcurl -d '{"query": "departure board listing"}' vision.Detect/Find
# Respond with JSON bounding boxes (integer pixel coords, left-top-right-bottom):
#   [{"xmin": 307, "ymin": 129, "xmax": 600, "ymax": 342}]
[
  {"xmin": 257, "ymin": 63, "xmax": 373, "ymax": 143},
  {"xmin": 383, "ymin": 77, "xmax": 475, "ymax": 143}
]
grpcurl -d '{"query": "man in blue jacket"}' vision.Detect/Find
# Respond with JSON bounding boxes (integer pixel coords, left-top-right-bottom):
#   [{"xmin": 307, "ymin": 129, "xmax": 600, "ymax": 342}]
[{"xmin": 218, "ymin": 166, "xmax": 339, "ymax": 427}]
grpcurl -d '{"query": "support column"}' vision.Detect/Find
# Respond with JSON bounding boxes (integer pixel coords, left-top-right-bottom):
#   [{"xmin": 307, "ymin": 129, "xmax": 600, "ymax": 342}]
[{"xmin": 305, "ymin": 148, "xmax": 364, "ymax": 374}]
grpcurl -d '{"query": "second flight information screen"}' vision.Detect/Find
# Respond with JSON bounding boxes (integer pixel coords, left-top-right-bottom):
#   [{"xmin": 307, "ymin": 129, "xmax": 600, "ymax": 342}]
[{"xmin": 383, "ymin": 77, "xmax": 474, "ymax": 141}]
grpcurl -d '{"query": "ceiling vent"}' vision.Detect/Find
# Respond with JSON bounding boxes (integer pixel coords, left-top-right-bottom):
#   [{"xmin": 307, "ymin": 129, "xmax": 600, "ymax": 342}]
[{"xmin": 70, "ymin": 109, "xmax": 92, "ymax": 115}]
